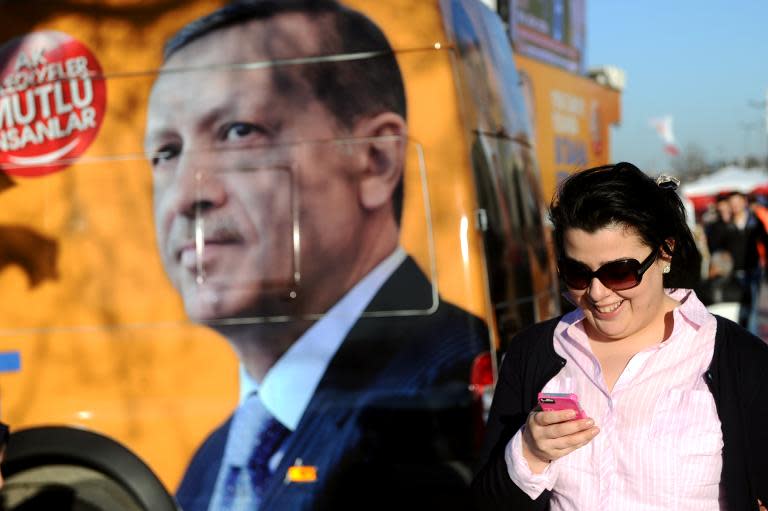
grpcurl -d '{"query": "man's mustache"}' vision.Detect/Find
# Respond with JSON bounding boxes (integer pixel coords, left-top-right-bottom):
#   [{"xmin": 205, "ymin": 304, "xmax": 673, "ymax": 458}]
[{"xmin": 167, "ymin": 216, "xmax": 245, "ymax": 260}]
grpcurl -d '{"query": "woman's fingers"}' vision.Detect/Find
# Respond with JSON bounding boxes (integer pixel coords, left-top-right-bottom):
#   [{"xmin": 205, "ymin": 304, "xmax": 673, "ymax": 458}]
[
  {"xmin": 532, "ymin": 411, "xmax": 596, "ymax": 439},
  {"xmin": 549, "ymin": 425, "xmax": 600, "ymax": 452},
  {"xmin": 525, "ymin": 410, "xmax": 600, "ymax": 462},
  {"xmin": 532, "ymin": 409, "xmax": 577, "ymax": 426}
]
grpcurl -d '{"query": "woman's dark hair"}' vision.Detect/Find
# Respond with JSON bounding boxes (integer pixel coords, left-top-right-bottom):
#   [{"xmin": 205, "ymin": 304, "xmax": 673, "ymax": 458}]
[{"xmin": 549, "ymin": 162, "xmax": 701, "ymax": 289}]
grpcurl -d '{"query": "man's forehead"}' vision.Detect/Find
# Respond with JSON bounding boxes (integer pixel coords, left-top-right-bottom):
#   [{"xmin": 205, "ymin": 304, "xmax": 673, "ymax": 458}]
[
  {"xmin": 145, "ymin": 11, "xmax": 336, "ymax": 145},
  {"xmin": 164, "ymin": 11, "xmax": 328, "ymax": 68}
]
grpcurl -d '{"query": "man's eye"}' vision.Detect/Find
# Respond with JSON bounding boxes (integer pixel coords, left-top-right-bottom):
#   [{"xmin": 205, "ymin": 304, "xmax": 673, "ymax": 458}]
[
  {"xmin": 151, "ymin": 146, "xmax": 179, "ymax": 166},
  {"xmin": 223, "ymin": 122, "xmax": 266, "ymax": 142}
]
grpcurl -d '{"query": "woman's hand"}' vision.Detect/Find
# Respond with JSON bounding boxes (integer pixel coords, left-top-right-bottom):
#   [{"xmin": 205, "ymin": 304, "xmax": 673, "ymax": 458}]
[{"xmin": 521, "ymin": 409, "xmax": 600, "ymax": 474}]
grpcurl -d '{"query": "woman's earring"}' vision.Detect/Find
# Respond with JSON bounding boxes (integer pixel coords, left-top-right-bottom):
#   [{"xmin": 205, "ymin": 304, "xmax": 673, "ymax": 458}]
[{"xmin": 662, "ymin": 265, "xmax": 671, "ymax": 274}]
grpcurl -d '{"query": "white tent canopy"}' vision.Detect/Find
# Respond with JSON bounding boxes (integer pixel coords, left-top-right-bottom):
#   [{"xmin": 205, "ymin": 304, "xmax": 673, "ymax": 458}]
[{"xmin": 681, "ymin": 165, "xmax": 768, "ymax": 197}]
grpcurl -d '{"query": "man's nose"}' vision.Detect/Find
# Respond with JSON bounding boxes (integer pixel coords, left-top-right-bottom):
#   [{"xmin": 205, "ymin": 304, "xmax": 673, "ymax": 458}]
[{"xmin": 170, "ymin": 150, "xmax": 227, "ymax": 219}]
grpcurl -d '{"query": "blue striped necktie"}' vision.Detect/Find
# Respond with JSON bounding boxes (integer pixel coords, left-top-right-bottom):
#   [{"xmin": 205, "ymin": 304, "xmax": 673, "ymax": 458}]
[
  {"xmin": 219, "ymin": 394, "xmax": 291, "ymax": 511},
  {"xmin": 247, "ymin": 414, "xmax": 291, "ymax": 497}
]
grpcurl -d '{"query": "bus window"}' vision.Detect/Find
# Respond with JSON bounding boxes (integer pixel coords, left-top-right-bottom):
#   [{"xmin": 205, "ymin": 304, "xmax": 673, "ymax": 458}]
[{"xmin": 443, "ymin": 0, "xmax": 558, "ymax": 346}]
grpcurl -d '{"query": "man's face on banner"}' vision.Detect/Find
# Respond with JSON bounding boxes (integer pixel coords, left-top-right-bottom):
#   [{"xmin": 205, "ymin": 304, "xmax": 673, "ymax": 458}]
[{"xmin": 145, "ymin": 14, "xmax": 369, "ymax": 322}]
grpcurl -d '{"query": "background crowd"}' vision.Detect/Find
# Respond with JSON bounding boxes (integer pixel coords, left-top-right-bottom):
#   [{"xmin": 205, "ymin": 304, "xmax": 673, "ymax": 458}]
[{"xmin": 695, "ymin": 191, "xmax": 768, "ymax": 337}]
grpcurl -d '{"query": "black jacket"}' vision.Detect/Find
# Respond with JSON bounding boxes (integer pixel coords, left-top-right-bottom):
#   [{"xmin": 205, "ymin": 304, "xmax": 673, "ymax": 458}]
[
  {"xmin": 472, "ymin": 314, "xmax": 768, "ymax": 510},
  {"xmin": 177, "ymin": 257, "xmax": 489, "ymax": 511}
]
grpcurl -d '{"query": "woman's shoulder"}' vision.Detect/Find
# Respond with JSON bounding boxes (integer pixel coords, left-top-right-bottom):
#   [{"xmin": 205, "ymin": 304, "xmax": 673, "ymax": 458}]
[
  {"xmin": 504, "ymin": 316, "xmax": 563, "ymax": 356},
  {"xmin": 517, "ymin": 315, "xmax": 561, "ymax": 339},
  {"xmin": 712, "ymin": 314, "xmax": 768, "ymax": 366}
]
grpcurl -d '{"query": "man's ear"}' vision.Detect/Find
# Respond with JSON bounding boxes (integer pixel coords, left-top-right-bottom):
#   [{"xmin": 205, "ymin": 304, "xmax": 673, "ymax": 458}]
[{"xmin": 353, "ymin": 112, "xmax": 407, "ymax": 212}]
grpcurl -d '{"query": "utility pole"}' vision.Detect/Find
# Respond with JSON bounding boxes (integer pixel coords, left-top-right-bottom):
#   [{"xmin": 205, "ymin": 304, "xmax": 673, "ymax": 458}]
[
  {"xmin": 748, "ymin": 90, "xmax": 768, "ymax": 167},
  {"xmin": 740, "ymin": 121, "xmax": 760, "ymax": 164}
]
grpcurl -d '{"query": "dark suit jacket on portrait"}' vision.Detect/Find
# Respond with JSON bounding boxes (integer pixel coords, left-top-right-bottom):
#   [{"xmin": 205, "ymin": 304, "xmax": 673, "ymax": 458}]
[{"xmin": 176, "ymin": 256, "xmax": 489, "ymax": 511}]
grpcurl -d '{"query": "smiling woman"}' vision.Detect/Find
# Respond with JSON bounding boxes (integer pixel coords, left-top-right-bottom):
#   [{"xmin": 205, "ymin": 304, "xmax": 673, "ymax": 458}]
[{"xmin": 473, "ymin": 162, "xmax": 768, "ymax": 511}]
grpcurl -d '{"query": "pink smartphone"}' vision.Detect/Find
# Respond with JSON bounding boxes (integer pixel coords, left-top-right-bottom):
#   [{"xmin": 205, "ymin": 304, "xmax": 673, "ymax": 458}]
[{"xmin": 537, "ymin": 392, "xmax": 587, "ymax": 420}]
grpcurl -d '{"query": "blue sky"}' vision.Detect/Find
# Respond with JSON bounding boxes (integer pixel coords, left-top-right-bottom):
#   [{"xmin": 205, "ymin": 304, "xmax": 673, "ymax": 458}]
[{"xmin": 586, "ymin": 1, "xmax": 768, "ymax": 173}]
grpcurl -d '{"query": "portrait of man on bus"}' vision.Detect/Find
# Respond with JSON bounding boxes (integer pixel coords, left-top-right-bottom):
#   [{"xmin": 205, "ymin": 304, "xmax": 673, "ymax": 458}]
[{"xmin": 144, "ymin": 1, "xmax": 487, "ymax": 509}]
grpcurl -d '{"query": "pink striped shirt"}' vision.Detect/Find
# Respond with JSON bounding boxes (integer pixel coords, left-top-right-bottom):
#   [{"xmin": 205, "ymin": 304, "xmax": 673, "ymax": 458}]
[{"xmin": 505, "ymin": 289, "xmax": 725, "ymax": 510}]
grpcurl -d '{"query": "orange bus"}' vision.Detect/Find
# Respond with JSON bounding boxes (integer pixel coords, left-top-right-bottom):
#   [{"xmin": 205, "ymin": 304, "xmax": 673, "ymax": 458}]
[
  {"xmin": 0, "ymin": 0, "xmax": 566, "ymax": 509},
  {"xmin": 516, "ymin": 54, "xmax": 623, "ymax": 202},
  {"xmin": 505, "ymin": 0, "xmax": 623, "ymax": 201}
]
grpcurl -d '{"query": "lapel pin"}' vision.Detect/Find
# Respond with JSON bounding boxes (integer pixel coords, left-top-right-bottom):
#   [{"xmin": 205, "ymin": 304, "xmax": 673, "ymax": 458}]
[{"xmin": 285, "ymin": 458, "xmax": 318, "ymax": 483}]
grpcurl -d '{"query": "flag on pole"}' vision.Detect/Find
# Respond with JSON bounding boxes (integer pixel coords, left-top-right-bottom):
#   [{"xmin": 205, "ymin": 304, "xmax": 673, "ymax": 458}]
[{"xmin": 649, "ymin": 116, "xmax": 680, "ymax": 156}]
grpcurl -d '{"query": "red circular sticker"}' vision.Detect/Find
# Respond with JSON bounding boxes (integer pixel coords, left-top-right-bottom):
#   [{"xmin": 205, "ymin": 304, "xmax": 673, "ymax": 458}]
[{"xmin": 0, "ymin": 31, "xmax": 107, "ymax": 177}]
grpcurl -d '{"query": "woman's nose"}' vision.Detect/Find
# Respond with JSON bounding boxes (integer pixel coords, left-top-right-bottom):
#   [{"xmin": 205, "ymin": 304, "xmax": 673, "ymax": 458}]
[{"xmin": 587, "ymin": 276, "xmax": 613, "ymax": 301}]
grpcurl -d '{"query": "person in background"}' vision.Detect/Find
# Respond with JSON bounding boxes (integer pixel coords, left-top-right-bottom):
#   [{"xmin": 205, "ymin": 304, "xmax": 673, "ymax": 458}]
[
  {"xmin": 749, "ymin": 193, "xmax": 768, "ymax": 265},
  {"xmin": 726, "ymin": 191, "xmax": 768, "ymax": 335},
  {"xmin": 472, "ymin": 162, "xmax": 768, "ymax": 510},
  {"xmin": 697, "ymin": 193, "xmax": 739, "ymax": 311},
  {"xmin": 705, "ymin": 192, "xmax": 736, "ymax": 257}
]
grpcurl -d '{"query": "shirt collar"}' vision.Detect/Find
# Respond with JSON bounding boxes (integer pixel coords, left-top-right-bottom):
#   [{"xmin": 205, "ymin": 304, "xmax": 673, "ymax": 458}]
[
  {"xmin": 667, "ymin": 288, "xmax": 711, "ymax": 332},
  {"xmin": 240, "ymin": 247, "xmax": 407, "ymax": 430},
  {"xmin": 561, "ymin": 288, "xmax": 709, "ymax": 344}
]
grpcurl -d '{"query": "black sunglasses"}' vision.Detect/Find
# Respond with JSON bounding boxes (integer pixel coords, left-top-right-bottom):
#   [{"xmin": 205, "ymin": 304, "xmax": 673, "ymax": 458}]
[{"xmin": 559, "ymin": 250, "xmax": 658, "ymax": 291}]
